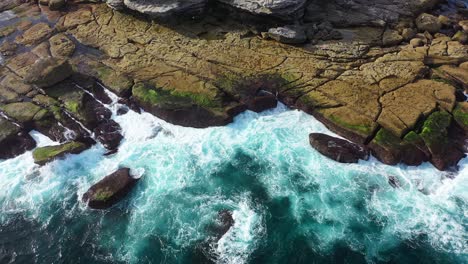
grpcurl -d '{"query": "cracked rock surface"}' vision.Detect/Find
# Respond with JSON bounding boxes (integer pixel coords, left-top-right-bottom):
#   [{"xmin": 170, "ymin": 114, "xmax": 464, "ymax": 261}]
[{"xmin": 0, "ymin": 0, "xmax": 467, "ymax": 170}]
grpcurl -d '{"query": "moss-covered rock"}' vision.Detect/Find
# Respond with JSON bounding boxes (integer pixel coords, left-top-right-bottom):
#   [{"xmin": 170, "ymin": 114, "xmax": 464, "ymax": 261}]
[
  {"xmin": 0, "ymin": 102, "xmax": 42, "ymax": 124},
  {"xmin": 419, "ymin": 111, "xmax": 465, "ymax": 170},
  {"xmin": 32, "ymin": 141, "xmax": 89, "ymax": 165},
  {"xmin": 453, "ymin": 102, "xmax": 468, "ymax": 131},
  {"xmin": 82, "ymin": 168, "xmax": 140, "ymax": 209},
  {"xmin": 132, "ymin": 82, "xmax": 234, "ymax": 128}
]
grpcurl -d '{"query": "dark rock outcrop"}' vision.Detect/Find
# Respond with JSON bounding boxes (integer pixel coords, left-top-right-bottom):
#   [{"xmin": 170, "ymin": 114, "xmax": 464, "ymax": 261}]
[
  {"xmin": 309, "ymin": 133, "xmax": 369, "ymax": 163},
  {"xmin": 0, "ymin": 117, "xmax": 36, "ymax": 160},
  {"xmin": 82, "ymin": 168, "xmax": 140, "ymax": 209}
]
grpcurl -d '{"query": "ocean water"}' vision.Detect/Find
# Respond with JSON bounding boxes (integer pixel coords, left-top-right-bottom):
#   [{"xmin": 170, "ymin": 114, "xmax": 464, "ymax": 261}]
[{"xmin": 0, "ymin": 91, "xmax": 467, "ymax": 264}]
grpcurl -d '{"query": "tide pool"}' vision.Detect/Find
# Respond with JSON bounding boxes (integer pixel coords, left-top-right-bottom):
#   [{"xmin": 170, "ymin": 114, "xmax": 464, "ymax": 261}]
[{"xmin": 0, "ymin": 102, "xmax": 467, "ymax": 263}]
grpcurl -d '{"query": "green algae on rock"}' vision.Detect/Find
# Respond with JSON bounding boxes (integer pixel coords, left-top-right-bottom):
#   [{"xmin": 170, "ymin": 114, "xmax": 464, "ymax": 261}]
[{"xmin": 32, "ymin": 141, "xmax": 89, "ymax": 165}]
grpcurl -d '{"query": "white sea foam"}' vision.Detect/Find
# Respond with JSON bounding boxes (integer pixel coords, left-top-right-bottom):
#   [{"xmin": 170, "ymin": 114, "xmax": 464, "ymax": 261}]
[{"xmin": 0, "ymin": 99, "xmax": 467, "ymax": 262}]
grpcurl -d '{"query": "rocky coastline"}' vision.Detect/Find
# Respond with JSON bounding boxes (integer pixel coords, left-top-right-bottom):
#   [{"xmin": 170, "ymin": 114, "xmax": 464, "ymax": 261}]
[{"xmin": 0, "ymin": 0, "xmax": 467, "ymax": 183}]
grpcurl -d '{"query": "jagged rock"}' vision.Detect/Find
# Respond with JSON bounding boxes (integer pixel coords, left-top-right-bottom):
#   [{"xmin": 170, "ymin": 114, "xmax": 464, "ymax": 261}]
[
  {"xmin": 267, "ymin": 26, "xmax": 307, "ymax": 44},
  {"xmin": 309, "ymin": 133, "xmax": 369, "ymax": 163},
  {"xmin": 33, "ymin": 141, "xmax": 89, "ymax": 165},
  {"xmin": 0, "ymin": 117, "xmax": 36, "ymax": 160},
  {"xmin": 24, "ymin": 58, "xmax": 73, "ymax": 88},
  {"xmin": 94, "ymin": 119, "xmax": 123, "ymax": 150},
  {"xmin": 212, "ymin": 210, "xmax": 235, "ymax": 239},
  {"xmin": 415, "ymin": 13, "xmax": 441, "ymax": 33},
  {"xmin": 82, "ymin": 168, "xmax": 140, "ymax": 209}
]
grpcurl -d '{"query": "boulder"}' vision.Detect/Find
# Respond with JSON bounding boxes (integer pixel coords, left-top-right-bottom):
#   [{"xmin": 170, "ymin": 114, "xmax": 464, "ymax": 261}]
[
  {"xmin": 82, "ymin": 168, "xmax": 140, "ymax": 209},
  {"xmin": 415, "ymin": 13, "xmax": 441, "ymax": 33},
  {"xmin": 0, "ymin": 117, "xmax": 36, "ymax": 160},
  {"xmin": 24, "ymin": 58, "xmax": 73, "ymax": 88},
  {"xmin": 309, "ymin": 133, "xmax": 369, "ymax": 163},
  {"xmin": 267, "ymin": 26, "xmax": 307, "ymax": 44},
  {"xmin": 32, "ymin": 141, "xmax": 89, "ymax": 165}
]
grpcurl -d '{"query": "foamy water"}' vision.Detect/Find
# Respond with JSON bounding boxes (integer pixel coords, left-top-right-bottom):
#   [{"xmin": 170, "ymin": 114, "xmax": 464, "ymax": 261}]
[{"xmin": 0, "ymin": 96, "xmax": 467, "ymax": 263}]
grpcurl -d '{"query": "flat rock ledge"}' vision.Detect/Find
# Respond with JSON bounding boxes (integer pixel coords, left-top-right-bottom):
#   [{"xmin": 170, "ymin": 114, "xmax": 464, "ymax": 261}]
[
  {"xmin": 33, "ymin": 141, "xmax": 90, "ymax": 165},
  {"xmin": 0, "ymin": 0, "xmax": 467, "ymax": 171},
  {"xmin": 82, "ymin": 168, "xmax": 140, "ymax": 209}
]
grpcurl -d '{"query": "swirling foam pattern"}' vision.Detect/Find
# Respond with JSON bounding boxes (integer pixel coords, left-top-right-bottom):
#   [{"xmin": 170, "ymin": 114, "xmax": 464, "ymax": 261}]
[{"xmin": 0, "ymin": 103, "xmax": 467, "ymax": 263}]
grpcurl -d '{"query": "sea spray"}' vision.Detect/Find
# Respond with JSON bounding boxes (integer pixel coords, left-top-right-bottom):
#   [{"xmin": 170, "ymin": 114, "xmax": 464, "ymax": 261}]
[{"xmin": 0, "ymin": 102, "xmax": 467, "ymax": 263}]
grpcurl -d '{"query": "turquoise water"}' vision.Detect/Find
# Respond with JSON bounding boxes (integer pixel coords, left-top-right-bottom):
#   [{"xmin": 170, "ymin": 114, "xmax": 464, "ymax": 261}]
[{"xmin": 0, "ymin": 96, "xmax": 467, "ymax": 263}]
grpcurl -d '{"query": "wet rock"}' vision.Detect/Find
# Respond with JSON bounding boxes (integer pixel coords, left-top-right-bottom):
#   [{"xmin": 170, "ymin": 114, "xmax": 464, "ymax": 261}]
[
  {"xmin": 0, "ymin": 102, "xmax": 43, "ymax": 128},
  {"xmin": 116, "ymin": 106, "xmax": 129, "ymax": 116},
  {"xmin": 15, "ymin": 23, "xmax": 53, "ymax": 46},
  {"xmin": 32, "ymin": 141, "xmax": 89, "ymax": 165},
  {"xmin": 118, "ymin": 98, "xmax": 141, "ymax": 113},
  {"xmin": 0, "ymin": 117, "xmax": 36, "ymax": 160},
  {"xmin": 24, "ymin": 58, "xmax": 73, "ymax": 88},
  {"xmin": 382, "ymin": 29, "xmax": 403, "ymax": 46},
  {"xmin": 82, "ymin": 168, "xmax": 140, "ymax": 209},
  {"xmin": 49, "ymin": 33, "xmax": 76, "ymax": 58},
  {"xmin": 93, "ymin": 119, "xmax": 123, "ymax": 150},
  {"xmin": 388, "ymin": 176, "xmax": 401, "ymax": 188},
  {"xmin": 132, "ymin": 83, "xmax": 233, "ymax": 128},
  {"xmin": 246, "ymin": 93, "xmax": 278, "ymax": 113},
  {"xmin": 213, "ymin": 210, "xmax": 234, "ymax": 239},
  {"xmin": 415, "ymin": 13, "xmax": 441, "ymax": 34},
  {"xmin": 0, "ymin": 41, "xmax": 18, "ymax": 56},
  {"xmin": 309, "ymin": 133, "xmax": 369, "ymax": 163},
  {"xmin": 267, "ymin": 26, "xmax": 307, "ymax": 44}
]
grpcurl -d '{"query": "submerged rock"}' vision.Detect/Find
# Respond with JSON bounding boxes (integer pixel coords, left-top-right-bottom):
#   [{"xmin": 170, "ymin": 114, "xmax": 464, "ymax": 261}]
[
  {"xmin": 82, "ymin": 168, "xmax": 140, "ymax": 209},
  {"xmin": 309, "ymin": 133, "xmax": 369, "ymax": 163},
  {"xmin": 32, "ymin": 141, "xmax": 89, "ymax": 165}
]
